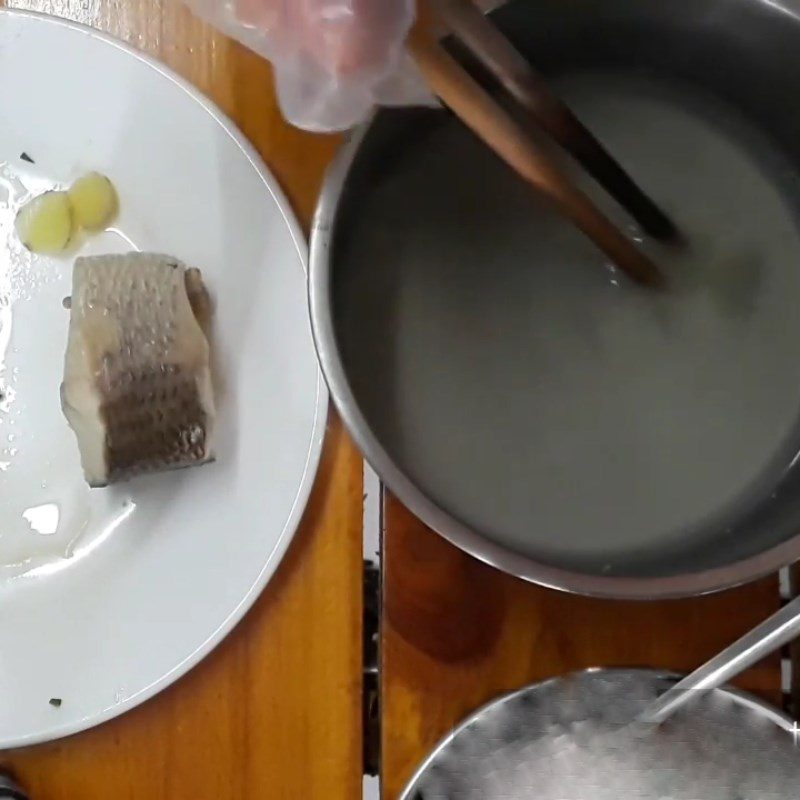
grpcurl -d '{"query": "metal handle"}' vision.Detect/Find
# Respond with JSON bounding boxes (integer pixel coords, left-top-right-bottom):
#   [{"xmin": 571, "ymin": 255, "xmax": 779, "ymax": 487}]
[{"xmin": 641, "ymin": 593, "xmax": 800, "ymax": 725}]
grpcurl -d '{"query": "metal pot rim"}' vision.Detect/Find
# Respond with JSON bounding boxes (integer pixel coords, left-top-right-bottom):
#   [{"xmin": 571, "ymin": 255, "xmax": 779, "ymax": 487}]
[{"xmin": 308, "ymin": 121, "xmax": 800, "ymax": 600}]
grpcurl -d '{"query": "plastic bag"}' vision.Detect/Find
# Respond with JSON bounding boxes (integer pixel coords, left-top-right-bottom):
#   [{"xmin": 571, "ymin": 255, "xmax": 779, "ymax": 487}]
[{"xmin": 184, "ymin": 0, "xmax": 435, "ymax": 131}]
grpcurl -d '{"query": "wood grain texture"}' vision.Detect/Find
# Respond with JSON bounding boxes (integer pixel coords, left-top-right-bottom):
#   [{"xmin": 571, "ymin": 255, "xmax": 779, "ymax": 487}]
[
  {"xmin": 0, "ymin": 1, "xmax": 361, "ymax": 797},
  {"xmin": 382, "ymin": 494, "xmax": 783, "ymax": 799}
]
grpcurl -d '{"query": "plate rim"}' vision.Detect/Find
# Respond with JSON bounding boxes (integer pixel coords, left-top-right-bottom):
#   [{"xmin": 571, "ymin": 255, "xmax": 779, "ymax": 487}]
[{"xmin": 0, "ymin": 6, "xmax": 329, "ymax": 748}]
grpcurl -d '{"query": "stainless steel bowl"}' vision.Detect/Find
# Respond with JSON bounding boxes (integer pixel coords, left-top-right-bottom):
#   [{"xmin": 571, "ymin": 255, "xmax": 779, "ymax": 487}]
[
  {"xmin": 397, "ymin": 669, "xmax": 799, "ymax": 799},
  {"xmin": 310, "ymin": 0, "xmax": 800, "ymax": 598}
]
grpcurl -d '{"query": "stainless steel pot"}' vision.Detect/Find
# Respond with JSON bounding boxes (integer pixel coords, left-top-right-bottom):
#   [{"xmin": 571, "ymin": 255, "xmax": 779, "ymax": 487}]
[{"xmin": 309, "ymin": 0, "xmax": 800, "ymax": 598}]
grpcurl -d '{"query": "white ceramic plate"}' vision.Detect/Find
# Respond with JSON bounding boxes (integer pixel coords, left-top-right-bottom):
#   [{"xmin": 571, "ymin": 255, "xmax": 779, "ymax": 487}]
[{"xmin": 0, "ymin": 9, "xmax": 327, "ymax": 746}]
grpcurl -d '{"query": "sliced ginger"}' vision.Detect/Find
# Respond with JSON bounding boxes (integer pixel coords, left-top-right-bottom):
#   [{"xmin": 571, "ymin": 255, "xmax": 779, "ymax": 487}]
[
  {"xmin": 69, "ymin": 172, "xmax": 118, "ymax": 232},
  {"xmin": 15, "ymin": 191, "xmax": 74, "ymax": 255},
  {"xmin": 15, "ymin": 172, "xmax": 119, "ymax": 256}
]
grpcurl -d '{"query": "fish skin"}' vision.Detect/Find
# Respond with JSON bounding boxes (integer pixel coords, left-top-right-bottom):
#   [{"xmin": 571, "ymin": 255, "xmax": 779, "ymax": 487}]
[{"xmin": 61, "ymin": 253, "xmax": 215, "ymax": 487}]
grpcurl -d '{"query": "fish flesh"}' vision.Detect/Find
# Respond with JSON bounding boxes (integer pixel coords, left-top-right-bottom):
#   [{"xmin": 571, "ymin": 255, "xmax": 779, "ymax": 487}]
[{"xmin": 61, "ymin": 253, "xmax": 215, "ymax": 487}]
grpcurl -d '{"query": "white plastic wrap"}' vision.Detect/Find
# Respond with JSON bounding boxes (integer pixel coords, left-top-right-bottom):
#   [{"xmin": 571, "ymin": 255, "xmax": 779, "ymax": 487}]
[{"xmin": 184, "ymin": 0, "xmax": 434, "ymax": 131}]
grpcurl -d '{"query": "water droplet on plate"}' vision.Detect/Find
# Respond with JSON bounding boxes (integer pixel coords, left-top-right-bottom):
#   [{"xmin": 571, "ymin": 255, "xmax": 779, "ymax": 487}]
[{"xmin": 22, "ymin": 503, "xmax": 60, "ymax": 535}]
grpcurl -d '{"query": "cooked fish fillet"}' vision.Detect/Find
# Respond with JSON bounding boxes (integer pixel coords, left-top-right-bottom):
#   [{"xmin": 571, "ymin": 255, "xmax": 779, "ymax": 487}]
[{"xmin": 61, "ymin": 253, "xmax": 215, "ymax": 487}]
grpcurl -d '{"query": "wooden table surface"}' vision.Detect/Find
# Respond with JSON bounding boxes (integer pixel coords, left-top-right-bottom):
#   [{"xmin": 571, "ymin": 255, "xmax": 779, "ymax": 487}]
[
  {"xmin": 382, "ymin": 494, "xmax": 783, "ymax": 799},
  {"xmin": 0, "ymin": 4, "xmax": 789, "ymax": 799},
  {"xmin": 0, "ymin": 1, "xmax": 362, "ymax": 798}
]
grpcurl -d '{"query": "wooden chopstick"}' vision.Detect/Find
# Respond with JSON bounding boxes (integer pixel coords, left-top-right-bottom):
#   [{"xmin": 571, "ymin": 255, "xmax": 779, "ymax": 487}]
[
  {"xmin": 407, "ymin": 20, "xmax": 666, "ymax": 287},
  {"xmin": 430, "ymin": 0, "xmax": 680, "ymax": 243}
]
